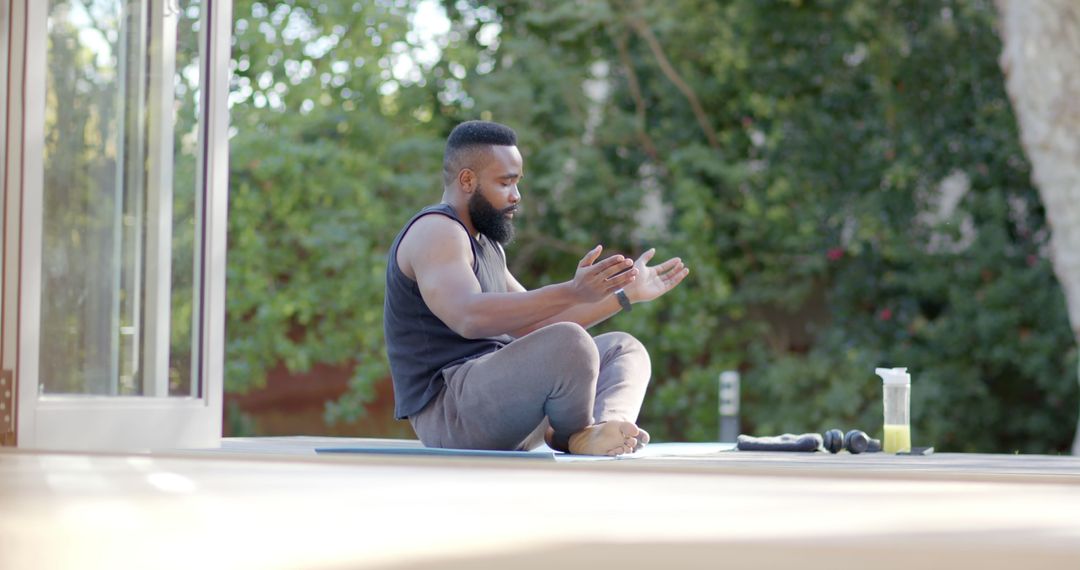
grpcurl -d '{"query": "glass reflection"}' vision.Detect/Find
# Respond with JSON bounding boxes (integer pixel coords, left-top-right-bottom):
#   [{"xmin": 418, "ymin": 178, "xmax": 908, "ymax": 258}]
[{"xmin": 41, "ymin": 1, "xmax": 201, "ymax": 397}]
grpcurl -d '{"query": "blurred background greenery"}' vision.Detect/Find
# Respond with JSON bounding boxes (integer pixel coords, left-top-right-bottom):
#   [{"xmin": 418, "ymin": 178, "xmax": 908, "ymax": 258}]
[{"xmin": 222, "ymin": 0, "xmax": 1078, "ymax": 453}]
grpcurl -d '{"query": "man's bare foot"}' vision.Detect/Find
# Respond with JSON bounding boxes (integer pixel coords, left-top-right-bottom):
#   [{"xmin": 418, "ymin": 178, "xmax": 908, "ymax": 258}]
[{"xmin": 568, "ymin": 421, "xmax": 642, "ymax": 456}]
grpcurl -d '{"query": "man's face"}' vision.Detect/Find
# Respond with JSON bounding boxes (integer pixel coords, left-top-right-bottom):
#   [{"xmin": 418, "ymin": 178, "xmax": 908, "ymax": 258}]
[{"xmin": 468, "ymin": 145, "xmax": 523, "ymax": 245}]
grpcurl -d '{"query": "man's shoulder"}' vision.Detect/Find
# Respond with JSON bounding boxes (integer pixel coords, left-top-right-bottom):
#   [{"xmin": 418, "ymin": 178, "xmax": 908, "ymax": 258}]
[
  {"xmin": 397, "ymin": 211, "xmax": 474, "ymax": 277},
  {"xmin": 402, "ymin": 211, "xmax": 469, "ymax": 244}
]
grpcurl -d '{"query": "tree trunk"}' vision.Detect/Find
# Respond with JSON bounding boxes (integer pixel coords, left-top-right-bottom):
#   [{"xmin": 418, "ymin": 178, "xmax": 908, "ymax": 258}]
[{"xmin": 997, "ymin": 0, "xmax": 1080, "ymax": 454}]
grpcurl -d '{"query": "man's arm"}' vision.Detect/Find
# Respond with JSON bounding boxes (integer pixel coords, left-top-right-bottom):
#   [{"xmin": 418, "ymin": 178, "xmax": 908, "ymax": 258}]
[
  {"xmin": 503, "ymin": 248, "xmax": 690, "ymax": 338},
  {"xmin": 503, "ymin": 271, "xmax": 624, "ymax": 337},
  {"xmin": 401, "ymin": 215, "xmax": 636, "ymax": 339}
]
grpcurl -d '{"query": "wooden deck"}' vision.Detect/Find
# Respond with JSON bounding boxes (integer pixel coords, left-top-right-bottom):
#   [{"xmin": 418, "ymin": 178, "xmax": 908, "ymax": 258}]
[{"xmin": 2, "ymin": 438, "xmax": 1079, "ymax": 569}]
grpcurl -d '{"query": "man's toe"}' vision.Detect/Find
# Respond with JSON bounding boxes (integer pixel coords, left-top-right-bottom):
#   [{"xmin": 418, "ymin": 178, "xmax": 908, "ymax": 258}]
[{"xmin": 633, "ymin": 428, "xmax": 651, "ymax": 452}]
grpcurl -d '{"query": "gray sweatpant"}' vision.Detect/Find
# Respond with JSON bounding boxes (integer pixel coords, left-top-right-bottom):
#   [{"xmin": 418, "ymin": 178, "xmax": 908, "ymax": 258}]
[{"xmin": 408, "ymin": 322, "xmax": 651, "ymax": 452}]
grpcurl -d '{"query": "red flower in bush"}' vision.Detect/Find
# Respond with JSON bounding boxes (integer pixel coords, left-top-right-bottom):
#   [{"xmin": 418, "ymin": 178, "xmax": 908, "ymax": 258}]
[
  {"xmin": 878, "ymin": 308, "xmax": 893, "ymax": 321},
  {"xmin": 826, "ymin": 247, "xmax": 845, "ymax": 262}
]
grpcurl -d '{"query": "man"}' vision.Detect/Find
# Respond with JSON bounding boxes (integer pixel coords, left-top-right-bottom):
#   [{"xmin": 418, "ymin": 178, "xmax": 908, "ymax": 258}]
[{"xmin": 384, "ymin": 120, "xmax": 689, "ymax": 456}]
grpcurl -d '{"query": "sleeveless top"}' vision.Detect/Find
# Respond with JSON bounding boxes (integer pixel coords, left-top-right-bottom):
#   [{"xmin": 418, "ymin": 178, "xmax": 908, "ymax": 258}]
[{"xmin": 384, "ymin": 203, "xmax": 513, "ymax": 419}]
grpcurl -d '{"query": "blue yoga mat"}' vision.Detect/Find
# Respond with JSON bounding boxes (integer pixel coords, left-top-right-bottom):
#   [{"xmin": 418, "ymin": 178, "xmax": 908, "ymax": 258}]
[{"xmin": 315, "ymin": 446, "xmax": 556, "ymax": 460}]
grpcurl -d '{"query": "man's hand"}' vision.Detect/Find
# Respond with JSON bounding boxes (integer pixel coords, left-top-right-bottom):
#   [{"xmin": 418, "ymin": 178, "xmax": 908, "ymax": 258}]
[
  {"xmin": 571, "ymin": 245, "xmax": 638, "ymax": 303},
  {"xmin": 622, "ymin": 248, "xmax": 689, "ymax": 304}
]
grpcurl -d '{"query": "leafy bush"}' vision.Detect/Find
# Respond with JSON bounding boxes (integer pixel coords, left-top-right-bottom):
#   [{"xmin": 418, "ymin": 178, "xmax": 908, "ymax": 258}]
[{"xmin": 226, "ymin": 0, "xmax": 1077, "ymax": 452}]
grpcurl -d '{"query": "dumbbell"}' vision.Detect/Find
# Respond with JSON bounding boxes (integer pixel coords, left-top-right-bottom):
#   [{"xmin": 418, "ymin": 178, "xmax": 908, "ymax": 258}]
[{"xmin": 822, "ymin": 428, "xmax": 882, "ymax": 454}]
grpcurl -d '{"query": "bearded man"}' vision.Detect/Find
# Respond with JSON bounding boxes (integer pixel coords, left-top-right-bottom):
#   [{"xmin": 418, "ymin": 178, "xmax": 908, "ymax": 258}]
[{"xmin": 384, "ymin": 120, "xmax": 689, "ymax": 455}]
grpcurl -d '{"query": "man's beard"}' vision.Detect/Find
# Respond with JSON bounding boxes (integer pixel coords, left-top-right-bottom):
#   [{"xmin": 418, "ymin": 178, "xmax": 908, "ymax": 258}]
[{"xmin": 468, "ymin": 187, "xmax": 517, "ymax": 245}]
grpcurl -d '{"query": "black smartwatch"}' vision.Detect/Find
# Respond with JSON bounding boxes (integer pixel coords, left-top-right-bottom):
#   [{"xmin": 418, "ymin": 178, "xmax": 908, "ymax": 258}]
[{"xmin": 615, "ymin": 289, "xmax": 632, "ymax": 312}]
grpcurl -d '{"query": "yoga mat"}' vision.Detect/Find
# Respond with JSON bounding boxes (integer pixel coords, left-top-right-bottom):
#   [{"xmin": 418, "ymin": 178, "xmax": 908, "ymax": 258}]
[{"xmin": 315, "ymin": 446, "xmax": 556, "ymax": 461}]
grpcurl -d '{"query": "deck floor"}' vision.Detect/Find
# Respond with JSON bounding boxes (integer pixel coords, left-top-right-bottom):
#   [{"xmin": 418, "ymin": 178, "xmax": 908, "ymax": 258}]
[{"xmin": 3, "ymin": 437, "xmax": 1079, "ymax": 569}]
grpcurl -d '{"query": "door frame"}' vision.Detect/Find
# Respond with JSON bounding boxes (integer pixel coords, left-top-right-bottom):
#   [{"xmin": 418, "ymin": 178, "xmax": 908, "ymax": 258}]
[{"xmin": 1, "ymin": 0, "xmax": 16, "ymax": 446}]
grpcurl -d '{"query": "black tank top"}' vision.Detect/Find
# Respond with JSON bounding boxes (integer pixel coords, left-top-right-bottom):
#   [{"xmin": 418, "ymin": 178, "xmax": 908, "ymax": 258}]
[{"xmin": 384, "ymin": 203, "xmax": 513, "ymax": 419}]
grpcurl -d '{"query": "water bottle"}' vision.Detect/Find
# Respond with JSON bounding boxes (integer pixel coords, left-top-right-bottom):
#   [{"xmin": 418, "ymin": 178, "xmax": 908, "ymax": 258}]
[{"xmin": 874, "ymin": 367, "xmax": 911, "ymax": 454}]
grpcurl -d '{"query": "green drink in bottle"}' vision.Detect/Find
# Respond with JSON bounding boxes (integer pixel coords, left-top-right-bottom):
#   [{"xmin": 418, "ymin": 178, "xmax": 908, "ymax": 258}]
[{"xmin": 875, "ymin": 367, "xmax": 912, "ymax": 454}]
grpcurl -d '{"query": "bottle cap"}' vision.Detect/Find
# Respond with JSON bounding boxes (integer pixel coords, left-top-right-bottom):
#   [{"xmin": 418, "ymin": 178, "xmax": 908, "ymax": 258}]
[{"xmin": 875, "ymin": 367, "xmax": 910, "ymax": 385}]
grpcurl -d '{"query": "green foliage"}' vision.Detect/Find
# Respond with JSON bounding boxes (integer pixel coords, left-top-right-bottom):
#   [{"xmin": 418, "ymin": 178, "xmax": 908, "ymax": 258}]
[
  {"xmin": 226, "ymin": 0, "xmax": 1077, "ymax": 452},
  {"xmin": 226, "ymin": 0, "xmax": 446, "ymax": 418},
  {"xmin": 225, "ymin": 400, "xmax": 261, "ymax": 437}
]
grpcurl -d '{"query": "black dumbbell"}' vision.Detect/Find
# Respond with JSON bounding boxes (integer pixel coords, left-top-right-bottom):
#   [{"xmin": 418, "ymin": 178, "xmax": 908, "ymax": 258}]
[{"xmin": 823, "ymin": 429, "xmax": 881, "ymax": 454}]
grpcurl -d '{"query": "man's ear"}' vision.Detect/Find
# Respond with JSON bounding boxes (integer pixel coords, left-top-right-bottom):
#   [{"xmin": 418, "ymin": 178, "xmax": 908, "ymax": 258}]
[{"xmin": 458, "ymin": 168, "xmax": 476, "ymax": 193}]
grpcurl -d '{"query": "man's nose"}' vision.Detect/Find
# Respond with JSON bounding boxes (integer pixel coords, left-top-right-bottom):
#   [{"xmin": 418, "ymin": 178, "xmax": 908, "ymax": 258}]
[{"xmin": 509, "ymin": 185, "xmax": 521, "ymax": 203}]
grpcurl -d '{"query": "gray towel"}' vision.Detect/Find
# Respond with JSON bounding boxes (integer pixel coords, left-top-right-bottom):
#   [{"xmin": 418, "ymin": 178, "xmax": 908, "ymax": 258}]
[{"xmin": 736, "ymin": 433, "xmax": 823, "ymax": 452}]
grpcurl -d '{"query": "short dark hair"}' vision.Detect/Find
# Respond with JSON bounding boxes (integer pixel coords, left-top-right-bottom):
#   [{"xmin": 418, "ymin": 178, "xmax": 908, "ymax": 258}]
[{"xmin": 442, "ymin": 120, "xmax": 518, "ymax": 186}]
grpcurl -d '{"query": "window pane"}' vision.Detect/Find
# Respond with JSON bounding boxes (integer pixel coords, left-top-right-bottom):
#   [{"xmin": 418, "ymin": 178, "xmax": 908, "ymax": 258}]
[
  {"xmin": 169, "ymin": 1, "xmax": 202, "ymax": 397},
  {"xmin": 41, "ymin": 0, "xmax": 202, "ymax": 397}
]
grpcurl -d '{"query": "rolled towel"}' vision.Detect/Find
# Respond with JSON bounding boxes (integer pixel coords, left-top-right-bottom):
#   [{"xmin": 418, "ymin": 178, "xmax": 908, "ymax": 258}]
[{"xmin": 736, "ymin": 433, "xmax": 823, "ymax": 452}]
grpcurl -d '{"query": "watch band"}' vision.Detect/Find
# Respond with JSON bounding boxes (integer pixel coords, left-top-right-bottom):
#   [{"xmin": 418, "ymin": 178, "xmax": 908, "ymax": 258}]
[{"xmin": 615, "ymin": 289, "xmax": 633, "ymax": 312}]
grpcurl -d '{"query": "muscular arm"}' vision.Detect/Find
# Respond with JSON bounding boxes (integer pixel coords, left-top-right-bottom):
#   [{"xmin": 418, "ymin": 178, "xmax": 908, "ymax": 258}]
[
  {"xmin": 503, "ymin": 270, "xmax": 623, "ymax": 338},
  {"xmin": 503, "ymin": 247, "xmax": 690, "ymax": 338},
  {"xmin": 399, "ymin": 214, "xmax": 634, "ymax": 339}
]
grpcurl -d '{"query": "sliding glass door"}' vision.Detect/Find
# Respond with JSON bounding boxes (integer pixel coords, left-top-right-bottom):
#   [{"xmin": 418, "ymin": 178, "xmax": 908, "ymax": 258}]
[
  {"xmin": 7, "ymin": 0, "xmax": 230, "ymax": 450},
  {"xmin": 41, "ymin": 0, "xmax": 206, "ymax": 399}
]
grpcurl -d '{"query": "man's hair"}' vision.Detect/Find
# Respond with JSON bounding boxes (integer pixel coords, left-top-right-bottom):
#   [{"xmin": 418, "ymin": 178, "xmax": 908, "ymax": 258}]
[{"xmin": 442, "ymin": 120, "xmax": 518, "ymax": 187}]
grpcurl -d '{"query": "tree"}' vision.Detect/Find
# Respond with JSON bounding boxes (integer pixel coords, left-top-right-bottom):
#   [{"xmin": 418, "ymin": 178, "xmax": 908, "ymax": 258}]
[
  {"xmin": 445, "ymin": 0, "xmax": 1076, "ymax": 452},
  {"xmin": 225, "ymin": 0, "xmax": 451, "ymax": 420},
  {"xmin": 224, "ymin": 0, "xmax": 1078, "ymax": 452},
  {"xmin": 997, "ymin": 0, "xmax": 1080, "ymax": 454}
]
